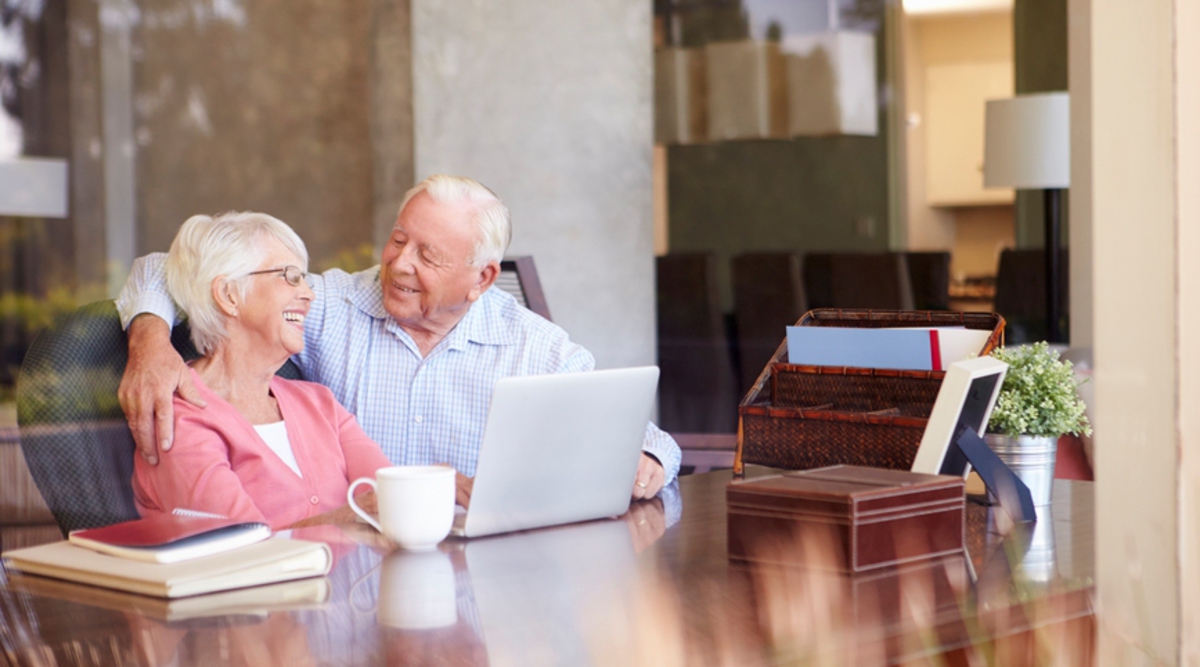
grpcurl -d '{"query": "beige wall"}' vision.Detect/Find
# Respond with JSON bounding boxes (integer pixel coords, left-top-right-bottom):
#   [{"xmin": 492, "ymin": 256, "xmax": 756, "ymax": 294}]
[
  {"xmin": 412, "ymin": 0, "xmax": 656, "ymax": 370},
  {"xmin": 1176, "ymin": 0, "xmax": 1200, "ymax": 660},
  {"xmin": 1067, "ymin": 0, "xmax": 1094, "ymax": 349},
  {"xmin": 1080, "ymin": 0, "xmax": 1200, "ymax": 662},
  {"xmin": 901, "ymin": 10, "xmax": 1015, "ymax": 279},
  {"xmin": 900, "ymin": 11, "xmax": 955, "ymax": 252},
  {"xmin": 916, "ymin": 12, "xmax": 1012, "ymax": 63}
]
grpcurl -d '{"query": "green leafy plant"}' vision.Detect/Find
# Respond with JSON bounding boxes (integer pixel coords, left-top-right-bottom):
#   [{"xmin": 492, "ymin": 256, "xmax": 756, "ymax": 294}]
[{"xmin": 987, "ymin": 342, "xmax": 1093, "ymax": 438}]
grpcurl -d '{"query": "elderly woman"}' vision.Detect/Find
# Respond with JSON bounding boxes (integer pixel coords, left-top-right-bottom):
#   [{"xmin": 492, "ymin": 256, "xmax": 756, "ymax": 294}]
[{"xmin": 131, "ymin": 212, "xmax": 392, "ymax": 530}]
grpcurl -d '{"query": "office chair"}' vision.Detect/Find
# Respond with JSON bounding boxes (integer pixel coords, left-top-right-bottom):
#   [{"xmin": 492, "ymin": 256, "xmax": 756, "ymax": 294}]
[
  {"xmin": 655, "ymin": 253, "xmax": 738, "ymax": 433},
  {"xmin": 497, "ymin": 257, "xmax": 551, "ymax": 321},
  {"xmin": 803, "ymin": 252, "xmax": 916, "ymax": 311},
  {"xmin": 905, "ymin": 251, "xmax": 952, "ymax": 311},
  {"xmin": 993, "ymin": 248, "xmax": 1069, "ymax": 343},
  {"xmin": 828, "ymin": 253, "xmax": 915, "ymax": 310},
  {"xmin": 731, "ymin": 252, "xmax": 806, "ymax": 393}
]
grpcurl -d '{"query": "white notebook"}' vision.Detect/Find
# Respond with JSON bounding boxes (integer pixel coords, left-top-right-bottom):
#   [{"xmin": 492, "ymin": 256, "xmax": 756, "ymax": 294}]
[{"xmin": 2, "ymin": 536, "xmax": 331, "ymax": 598}]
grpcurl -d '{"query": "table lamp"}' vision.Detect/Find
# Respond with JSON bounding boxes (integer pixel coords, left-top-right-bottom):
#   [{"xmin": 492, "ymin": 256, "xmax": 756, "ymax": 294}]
[{"xmin": 983, "ymin": 92, "xmax": 1070, "ymax": 342}]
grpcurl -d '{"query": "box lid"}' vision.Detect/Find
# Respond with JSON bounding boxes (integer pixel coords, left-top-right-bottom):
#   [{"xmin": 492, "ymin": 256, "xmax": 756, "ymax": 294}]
[{"xmin": 727, "ymin": 465, "xmax": 963, "ymax": 517}]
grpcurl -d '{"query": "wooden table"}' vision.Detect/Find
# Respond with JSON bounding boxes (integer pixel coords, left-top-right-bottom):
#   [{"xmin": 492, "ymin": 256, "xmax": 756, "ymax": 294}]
[{"xmin": 0, "ymin": 471, "xmax": 1094, "ymax": 666}]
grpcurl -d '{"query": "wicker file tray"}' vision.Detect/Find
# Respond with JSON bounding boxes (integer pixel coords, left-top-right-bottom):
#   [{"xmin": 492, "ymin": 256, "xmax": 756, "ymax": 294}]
[{"xmin": 734, "ymin": 309, "xmax": 1005, "ymax": 475}]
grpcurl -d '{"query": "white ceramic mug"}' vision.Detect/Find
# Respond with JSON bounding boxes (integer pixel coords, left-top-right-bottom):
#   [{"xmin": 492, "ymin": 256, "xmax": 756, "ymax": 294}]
[
  {"xmin": 377, "ymin": 549, "xmax": 458, "ymax": 629},
  {"xmin": 347, "ymin": 465, "xmax": 456, "ymax": 551}
]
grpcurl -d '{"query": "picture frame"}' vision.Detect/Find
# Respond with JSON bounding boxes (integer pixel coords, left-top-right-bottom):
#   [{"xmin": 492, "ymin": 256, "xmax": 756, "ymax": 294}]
[{"xmin": 910, "ymin": 356, "xmax": 1008, "ymax": 477}]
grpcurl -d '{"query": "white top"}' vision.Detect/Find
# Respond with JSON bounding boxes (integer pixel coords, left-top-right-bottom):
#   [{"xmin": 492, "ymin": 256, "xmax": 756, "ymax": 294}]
[{"xmin": 253, "ymin": 421, "xmax": 303, "ymax": 478}]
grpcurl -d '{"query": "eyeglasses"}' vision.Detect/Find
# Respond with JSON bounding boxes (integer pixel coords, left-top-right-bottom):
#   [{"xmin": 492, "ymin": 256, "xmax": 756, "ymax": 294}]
[{"xmin": 247, "ymin": 265, "xmax": 310, "ymax": 287}]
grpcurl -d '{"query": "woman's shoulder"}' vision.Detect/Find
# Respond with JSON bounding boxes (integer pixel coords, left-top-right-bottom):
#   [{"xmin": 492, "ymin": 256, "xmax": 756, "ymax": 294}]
[{"xmin": 171, "ymin": 369, "xmax": 224, "ymax": 421}]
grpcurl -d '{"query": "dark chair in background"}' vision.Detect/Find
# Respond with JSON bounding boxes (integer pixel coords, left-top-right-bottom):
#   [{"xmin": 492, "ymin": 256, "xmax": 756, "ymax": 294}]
[
  {"xmin": 993, "ymin": 248, "xmax": 1070, "ymax": 343},
  {"xmin": 497, "ymin": 256, "xmax": 551, "ymax": 321},
  {"xmin": 16, "ymin": 301, "xmax": 302, "ymax": 535},
  {"xmin": 732, "ymin": 252, "xmax": 806, "ymax": 393},
  {"xmin": 802, "ymin": 254, "xmax": 834, "ymax": 310},
  {"xmin": 827, "ymin": 253, "xmax": 915, "ymax": 310},
  {"xmin": 655, "ymin": 253, "xmax": 738, "ymax": 433},
  {"xmin": 905, "ymin": 252, "xmax": 952, "ymax": 311}
]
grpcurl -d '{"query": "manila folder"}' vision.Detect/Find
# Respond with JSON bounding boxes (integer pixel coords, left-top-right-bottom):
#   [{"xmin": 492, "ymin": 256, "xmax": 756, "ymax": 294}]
[{"xmin": 2, "ymin": 536, "xmax": 332, "ymax": 599}]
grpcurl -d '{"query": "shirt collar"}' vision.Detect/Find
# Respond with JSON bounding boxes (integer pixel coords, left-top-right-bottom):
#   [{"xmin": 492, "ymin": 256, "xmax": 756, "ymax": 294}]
[
  {"xmin": 346, "ymin": 268, "xmax": 390, "ymax": 320},
  {"xmin": 348, "ymin": 274, "xmax": 513, "ymax": 350},
  {"xmin": 442, "ymin": 288, "xmax": 513, "ymax": 350}
]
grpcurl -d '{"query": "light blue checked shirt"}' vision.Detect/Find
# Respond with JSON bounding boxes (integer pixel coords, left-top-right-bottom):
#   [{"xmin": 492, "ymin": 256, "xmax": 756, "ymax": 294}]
[{"xmin": 117, "ymin": 255, "xmax": 680, "ymax": 484}]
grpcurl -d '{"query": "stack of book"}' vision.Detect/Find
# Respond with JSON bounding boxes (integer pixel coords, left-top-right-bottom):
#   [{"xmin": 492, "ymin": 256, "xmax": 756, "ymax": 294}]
[{"xmin": 2, "ymin": 513, "xmax": 332, "ymax": 599}]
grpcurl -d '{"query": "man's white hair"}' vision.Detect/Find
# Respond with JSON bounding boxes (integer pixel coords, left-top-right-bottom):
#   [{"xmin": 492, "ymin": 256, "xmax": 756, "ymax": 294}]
[
  {"xmin": 396, "ymin": 174, "xmax": 511, "ymax": 267},
  {"xmin": 165, "ymin": 211, "xmax": 309, "ymax": 356}
]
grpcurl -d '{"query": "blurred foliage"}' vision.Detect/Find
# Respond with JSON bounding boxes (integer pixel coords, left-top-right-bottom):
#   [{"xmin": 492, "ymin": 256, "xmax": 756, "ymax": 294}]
[
  {"xmin": 0, "ymin": 283, "xmax": 109, "ymax": 404},
  {"xmin": 0, "ymin": 284, "xmax": 106, "ymax": 335},
  {"xmin": 316, "ymin": 243, "xmax": 378, "ymax": 274},
  {"xmin": 15, "ymin": 365, "xmax": 126, "ymax": 423}
]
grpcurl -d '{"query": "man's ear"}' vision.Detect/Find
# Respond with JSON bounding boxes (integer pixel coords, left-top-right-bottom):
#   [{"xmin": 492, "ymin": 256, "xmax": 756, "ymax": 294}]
[
  {"xmin": 211, "ymin": 276, "xmax": 240, "ymax": 317},
  {"xmin": 467, "ymin": 262, "xmax": 501, "ymax": 302}
]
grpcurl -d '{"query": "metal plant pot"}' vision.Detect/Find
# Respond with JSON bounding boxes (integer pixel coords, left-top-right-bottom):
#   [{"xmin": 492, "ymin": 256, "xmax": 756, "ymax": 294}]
[{"xmin": 984, "ymin": 433, "xmax": 1058, "ymax": 507}]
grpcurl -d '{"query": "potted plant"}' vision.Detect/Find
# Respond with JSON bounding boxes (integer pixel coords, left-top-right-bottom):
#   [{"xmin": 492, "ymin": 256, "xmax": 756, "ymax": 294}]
[{"xmin": 986, "ymin": 342, "xmax": 1092, "ymax": 506}]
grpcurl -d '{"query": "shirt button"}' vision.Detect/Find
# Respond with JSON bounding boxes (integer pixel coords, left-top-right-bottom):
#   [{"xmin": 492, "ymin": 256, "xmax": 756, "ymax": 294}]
[
  {"xmin": 414, "ymin": 415, "xmax": 423, "ymax": 424},
  {"xmin": 310, "ymin": 496, "xmax": 319, "ymax": 505}
]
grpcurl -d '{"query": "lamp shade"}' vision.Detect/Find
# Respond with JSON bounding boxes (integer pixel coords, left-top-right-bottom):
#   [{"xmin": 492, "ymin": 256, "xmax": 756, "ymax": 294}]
[
  {"xmin": 983, "ymin": 92, "xmax": 1069, "ymax": 189},
  {"xmin": 0, "ymin": 158, "xmax": 69, "ymax": 218}
]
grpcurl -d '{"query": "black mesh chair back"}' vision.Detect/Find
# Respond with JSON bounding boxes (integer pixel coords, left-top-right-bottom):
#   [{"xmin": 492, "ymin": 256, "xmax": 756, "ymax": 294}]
[
  {"xmin": 993, "ymin": 248, "xmax": 1069, "ymax": 343},
  {"xmin": 905, "ymin": 252, "xmax": 952, "ymax": 311},
  {"xmin": 16, "ymin": 301, "xmax": 301, "ymax": 535},
  {"xmin": 656, "ymin": 253, "xmax": 738, "ymax": 433},
  {"xmin": 732, "ymin": 252, "xmax": 806, "ymax": 393}
]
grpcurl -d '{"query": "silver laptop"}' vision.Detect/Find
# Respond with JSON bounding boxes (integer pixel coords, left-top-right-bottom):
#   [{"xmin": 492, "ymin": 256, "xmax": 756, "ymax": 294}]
[{"xmin": 451, "ymin": 366, "xmax": 659, "ymax": 538}]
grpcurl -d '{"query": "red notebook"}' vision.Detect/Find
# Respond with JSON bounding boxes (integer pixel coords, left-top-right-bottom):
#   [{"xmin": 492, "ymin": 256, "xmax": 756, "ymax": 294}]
[{"xmin": 68, "ymin": 514, "xmax": 270, "ymax": 564}]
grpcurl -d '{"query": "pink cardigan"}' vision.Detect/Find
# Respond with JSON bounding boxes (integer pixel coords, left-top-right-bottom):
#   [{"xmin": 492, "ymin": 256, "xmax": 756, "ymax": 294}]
[{"xmin": 132, "ymin": 369, "xmax": 392, "ymax": 530}]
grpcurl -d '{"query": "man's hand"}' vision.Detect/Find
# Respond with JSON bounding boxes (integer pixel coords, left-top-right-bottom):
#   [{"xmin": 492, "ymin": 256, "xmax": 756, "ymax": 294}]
[
  {"xmin": 436, "ymin": 463, "xmax": 475, "ymax": 508},
  {"xmin": 631, "ymin": 453, "xmax": 665, "ymax": 500},
  {"xmin": 455, "ymin": 471, "xmax": 474, "ymax": 509},
  {"xmin": 117, "ymin": 314, "xmax": 206, "ymax": 465}
]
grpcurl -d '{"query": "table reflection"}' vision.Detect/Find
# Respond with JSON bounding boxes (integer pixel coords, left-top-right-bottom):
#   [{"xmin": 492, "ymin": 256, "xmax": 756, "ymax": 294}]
[{"xmin": 0, "ymin": 475, "xmax": 1094, "ymax": 666}]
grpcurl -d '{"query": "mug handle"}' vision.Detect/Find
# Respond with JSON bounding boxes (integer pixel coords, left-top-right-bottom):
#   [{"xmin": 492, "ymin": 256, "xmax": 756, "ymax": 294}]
[{"xmin": 347, "ymin": 477, "xmax": 383, "ymax": 533}]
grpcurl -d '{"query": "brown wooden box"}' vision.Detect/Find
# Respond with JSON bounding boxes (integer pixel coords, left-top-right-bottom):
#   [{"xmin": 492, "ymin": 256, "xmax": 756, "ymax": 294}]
[{"xmin": 727, "ymin": 465, "xmax": 965, "ymax": 573}]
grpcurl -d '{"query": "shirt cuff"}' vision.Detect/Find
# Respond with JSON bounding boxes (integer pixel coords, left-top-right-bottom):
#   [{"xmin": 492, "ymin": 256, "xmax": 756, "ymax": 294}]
[
  {"xmin": 641, "ymin": 428, "xmax": 682, "ymax": 486},
  {"xmin": 116, "ymin": 292, "xmax": 179, "ymax": 331}
]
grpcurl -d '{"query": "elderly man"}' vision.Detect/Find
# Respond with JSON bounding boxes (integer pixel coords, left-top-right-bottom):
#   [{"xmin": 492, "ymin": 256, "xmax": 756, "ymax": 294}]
[{"xmin": 117, "ymin": 175, "xmax": 680, "ymax": 501}]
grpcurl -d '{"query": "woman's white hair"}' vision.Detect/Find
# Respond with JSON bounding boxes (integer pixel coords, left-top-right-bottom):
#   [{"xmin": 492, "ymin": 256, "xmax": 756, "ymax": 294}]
[
  {"xmin": 397, "ymin": 175, "xmax": 511, "ymax": 267},
  {"xmin": 165, "ymin": 211, "xmax": 308, "ymax": 356}
]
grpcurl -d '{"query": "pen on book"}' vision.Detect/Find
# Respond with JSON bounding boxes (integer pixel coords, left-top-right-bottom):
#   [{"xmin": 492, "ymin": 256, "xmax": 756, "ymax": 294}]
[{"xmin": 171, "ymin": 508, "xmax": 228, "ymax": 519}]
